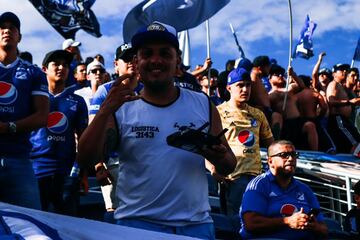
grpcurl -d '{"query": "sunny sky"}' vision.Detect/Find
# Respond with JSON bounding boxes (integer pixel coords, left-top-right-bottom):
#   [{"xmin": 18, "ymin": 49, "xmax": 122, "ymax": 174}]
[{"xmin": 2, "ymin": 0, "xmax": 360, "ymax": 76}]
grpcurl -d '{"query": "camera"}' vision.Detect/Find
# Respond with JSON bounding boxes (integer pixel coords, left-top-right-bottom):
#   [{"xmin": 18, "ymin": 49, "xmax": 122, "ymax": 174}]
[{"xmin": 166, "ymin": 122, "xmax": 228, "ymax": 154}]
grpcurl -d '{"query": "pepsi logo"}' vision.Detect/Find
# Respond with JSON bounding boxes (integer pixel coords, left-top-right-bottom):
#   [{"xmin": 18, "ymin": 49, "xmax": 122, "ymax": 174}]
[
  {"xmin": 0, "ymin": 81, "xmax": 18, "ymax": 105},
  {"xmin": 238, "ymin": 130, "xmax": 255, "ymax": 147},
  {"xmin": 47, "ymin": 112, "xmax": 68, "ymax": 134},
  {"xmin": 280, "ymin": 204, "xmax": 298, "ymax": 216}
]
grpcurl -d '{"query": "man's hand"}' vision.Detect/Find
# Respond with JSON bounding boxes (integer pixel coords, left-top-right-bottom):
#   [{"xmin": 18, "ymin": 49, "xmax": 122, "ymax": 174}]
[
  {"xmin": 201, "ymin": 144, "xmax": 227, "ymax": 161},
  {"xmin": 284, "ymin": 208, "xmax": 309, "ymax": 230},
  {"xmin": 203, "ymin": 57, "xmax": 212, "ymax": 71},
  {"xmin": 318, "ymin": 52, "xmax": 326, "ymax": 60},
  {"xmin": 100, "ymin": 74, "xmax": 140, "ymax": 115},
  {"xmin": 349, "ymin": 98, "xmax": 360, "ymax": 106}
]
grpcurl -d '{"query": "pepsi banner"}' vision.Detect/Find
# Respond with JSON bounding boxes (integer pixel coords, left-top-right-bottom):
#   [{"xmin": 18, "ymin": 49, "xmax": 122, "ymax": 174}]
[
  {"xmin": 123, "ymin": 0, "xmax": 230, "ymax": 42},
  {"xmin": 28, "ymin": 0, "xmax": 101, "ymax": 39},
  {"xmin": 293, "ymin": 14, "xmax": 317, "ymax": 60}
]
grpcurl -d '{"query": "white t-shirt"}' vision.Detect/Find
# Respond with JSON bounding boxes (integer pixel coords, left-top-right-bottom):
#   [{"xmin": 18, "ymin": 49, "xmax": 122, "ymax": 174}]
[{"xmin": 113, "ymin": 87, "xmax": 212, "ymax": 226}]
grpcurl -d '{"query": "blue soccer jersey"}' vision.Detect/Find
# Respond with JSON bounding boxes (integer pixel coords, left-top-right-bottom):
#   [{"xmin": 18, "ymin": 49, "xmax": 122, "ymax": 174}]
[
  {"xmin": 30, "ymin": 88, "xmax": 88, "ymax": 178},
  {"xmin": 0, "ymin": 58, "xmax": 48, "ymax": 157},
  {"xmin": 240, "ymin": 170, "xmax": 323, "ymax": 240}
]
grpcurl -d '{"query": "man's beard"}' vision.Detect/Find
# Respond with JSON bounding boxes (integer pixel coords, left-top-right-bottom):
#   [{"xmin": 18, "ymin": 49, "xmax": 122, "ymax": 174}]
[
  {"xmin": 143, "ymin": 79, "xmax": 173, "ymax": 93},
  {"xmin": 278, "ymin": 168, "xmax": 294, "ymax": 179}
]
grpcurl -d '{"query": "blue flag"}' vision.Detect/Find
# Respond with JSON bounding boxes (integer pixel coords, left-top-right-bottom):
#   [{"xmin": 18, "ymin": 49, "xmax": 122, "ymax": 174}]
[
  {"xmin": 29, "ymin": 0, "xmax": 101, "ymax": 39},
  {"xmin": 123, "ymin": 0, "xmax": 230, "ymax": 43},
  {"xmin": 353, "ymin": 37, "xmax": 360, "ymax": 61},
  {"xmin": 293, "ymin": 14, "xmax": 317, "ymax": 59}
]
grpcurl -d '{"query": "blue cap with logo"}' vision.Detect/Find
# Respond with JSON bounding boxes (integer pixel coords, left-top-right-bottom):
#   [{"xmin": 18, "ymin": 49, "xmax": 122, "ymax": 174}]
[
  {"xmin": 131, "ymin": 21, "xmax": 179, "ymax": 50},
  {"xmin": 0, "ymin": 12, "xmax": 20, "ymax": 32},
  {"xmin": 227, "ymin": 68, "xmax": 251, "ymax": 85}
]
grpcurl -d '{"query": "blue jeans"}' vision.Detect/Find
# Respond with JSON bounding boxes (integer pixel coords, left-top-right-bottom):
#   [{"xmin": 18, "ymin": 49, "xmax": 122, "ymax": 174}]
[
  {"xmin": 0, "ymin": 157, "xmax": 41, "ymax": 210},
  {"xmin": 117, "ymin": 218, "xmax": 215, "ymax": 240}
]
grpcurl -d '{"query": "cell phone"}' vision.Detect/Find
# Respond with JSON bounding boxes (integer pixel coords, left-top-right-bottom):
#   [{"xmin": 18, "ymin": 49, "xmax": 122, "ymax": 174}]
[{"xmin": 308, "ymin": 208, "xmax": 320, "ymax": 216}]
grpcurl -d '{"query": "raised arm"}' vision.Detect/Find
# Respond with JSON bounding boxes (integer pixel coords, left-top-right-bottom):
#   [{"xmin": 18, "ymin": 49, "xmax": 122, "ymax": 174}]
[
  {"xmin": 312, "ymin": 52, "xmax": 326, "ymax": 90},
  {"xmin": 77, "ymin": 75, "xmax": 139, "ymax": 168},
  {"xmin": 288, "ymin": 66, "xmax": 305, "ymax": 92},
  {"xmin": 191, "ymin": 57, "xmax": 212, "ymax": 76}
]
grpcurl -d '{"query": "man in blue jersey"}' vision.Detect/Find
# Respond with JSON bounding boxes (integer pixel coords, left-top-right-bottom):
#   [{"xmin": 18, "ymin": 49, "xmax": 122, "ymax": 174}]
[
  {"xmin": 30, "ymin": 50, "xmax": 88, "ymax": 214},
  {"xmin": 240, "ymin": 140, "xmax": 328, "ymax": 239},
  {"xmin": 78, "ymin": 22, "xmax": 236, "ymax": 240},
  {"xmin": 89, "ymin": 43, "xmax": 137, "ymax": 216},
  {"xmin": 0, "ymin": 12, "xmax": 49, "ymax": 209}
]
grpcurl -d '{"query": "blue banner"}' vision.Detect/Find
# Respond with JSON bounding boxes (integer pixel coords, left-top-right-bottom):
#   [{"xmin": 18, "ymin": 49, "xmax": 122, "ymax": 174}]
[
  {"xmin": 29, "ymin": 0, "xmax": 101, "ymax": 39},
  {"xmin": 123, "ymin": 0, "xmax": 230, "ymax": 43},
  {"xmin": 293, "ymin": 14, "xmax": 317, "ymax": 59},
  {"xmin": 353, "ymin": 37, "xmax": 360, "ymax": 61}
]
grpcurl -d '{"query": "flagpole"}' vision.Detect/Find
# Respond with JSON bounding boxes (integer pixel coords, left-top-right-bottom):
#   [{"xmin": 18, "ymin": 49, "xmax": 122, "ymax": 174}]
[
  {"xmin": 351, "ymin": 59, "xmax": 355, "ymax": 68},
  {"xmin": 206, "ymin": 20, "xmax": 211, "ymax": 96},
  {"xmin": 229, "ymin": 22, "xmax": 245, "ymax": 58},
  {"xmin": 282, "ymin": 0, "xmax": 293, "ymax": 112}
]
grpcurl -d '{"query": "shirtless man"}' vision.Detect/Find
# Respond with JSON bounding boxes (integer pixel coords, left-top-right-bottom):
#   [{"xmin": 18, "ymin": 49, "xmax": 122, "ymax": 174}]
[
  {"xmin": 326, "ymin": 63, "xmax": 360, "ymax": 153},
  {"xmin": 312, "ymin": 52, "xmax": 332, "ymax": 97},
  {"xmin": 296, "ymin": 75, "xmax": 336, "ymax": 153},
  {"xmin": 269, "ymin": 65, "xmax": 318, "ymax": 151},
  {"xmin": 249, "ymin": 56, "xmax": 282, "ymax": 139}
]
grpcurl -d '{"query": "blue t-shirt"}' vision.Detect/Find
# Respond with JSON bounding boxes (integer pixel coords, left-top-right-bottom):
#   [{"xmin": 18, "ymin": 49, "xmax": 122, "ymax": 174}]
[
  {"xmin": 240, "ymin": 170, "xmax": 323, "ymax": 240},
  {"xmin": 30, "ymin": 88, "xmax": 88, "ymax": 177},
  {"xmin": 0, "ymin": 58, "xmax": 48, "ymax": 157},
  {"xmin": 89, "ymin": 80, "xmax": 143, "ymax": 115}
]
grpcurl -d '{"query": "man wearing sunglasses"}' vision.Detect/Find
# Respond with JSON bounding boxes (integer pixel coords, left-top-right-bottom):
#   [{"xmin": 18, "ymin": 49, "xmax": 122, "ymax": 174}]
[
  {"xmin": 240, "ymin": 140, "xmax": 328, "ymax": 239},
  {"xmin": 74, "ymin": 59, "xmax": 106, "ymax": 111}
]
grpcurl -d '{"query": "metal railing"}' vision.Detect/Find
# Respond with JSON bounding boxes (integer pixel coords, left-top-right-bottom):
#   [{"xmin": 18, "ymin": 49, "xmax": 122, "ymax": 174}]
[{"xmin": 261, "ymin": 149, "xmax": 360, "ymax": 225}]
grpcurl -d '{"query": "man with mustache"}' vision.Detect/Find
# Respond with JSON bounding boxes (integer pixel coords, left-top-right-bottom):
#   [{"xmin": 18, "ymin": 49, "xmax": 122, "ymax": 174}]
[
  {"xmin": 240, "ymin": 140, "xmax": 328, "ymax": 239},
  {"xmin": 77, "ymin": 21, "xmax": 236, "ymax": 239}
]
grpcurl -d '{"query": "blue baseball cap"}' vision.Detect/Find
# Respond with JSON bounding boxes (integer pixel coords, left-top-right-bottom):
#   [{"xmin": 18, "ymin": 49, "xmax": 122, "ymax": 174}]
[
  {"xmin": 227, "ymin": 68, "xmax": 251, "ymax": 85},
  {"xmin": 131, "ymin": 21, "xmax": 179, "ymax": 50},
  {"xmin": 0, "ymin": 12, "xmax": 20, "ymax": 32},
  {"xmin": 236, "ymin": 58, "xmax": 253, "ymax": 72}
]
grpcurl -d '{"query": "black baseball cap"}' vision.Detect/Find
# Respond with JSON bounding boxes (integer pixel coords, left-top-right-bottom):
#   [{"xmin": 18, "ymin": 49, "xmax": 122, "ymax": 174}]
[
  {"xmin": 0, "ymin": 12, "xmax": 20, "ymax": 32},
  {"xmin": 42, "ymin": 50, "xmax": 73, "ymax": 67},
  {"xmin": 131, "ymin": 21, "xmax": 179, "ymax": 51},
  {"xmin": 332, "ymin": 63, "xmax": 350, "ymax": 72},
  {"xmin": 115, "ymin": 43, "xmax": 135, "ymax": 62},
  {"xmin": 253, "ymin": 56, "xmax": 271, "ymax": 67},
  {"xmin": 269, "ymin": 64, "xmax": 285, "ymax": 76},
  {"xmin": 319, "ymin": 68, "xmax": 332, "ymax": 76}
]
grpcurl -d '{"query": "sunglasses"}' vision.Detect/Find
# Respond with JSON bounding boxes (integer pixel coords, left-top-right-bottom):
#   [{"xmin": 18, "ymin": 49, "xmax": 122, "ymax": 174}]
[
  {"xmin": 270, "ymin": 151, "xmax": 299, "ymax": 159},
  {"xmin": 90, "ymin": 68, "xmax": 105, "ymax": 74},
  {"xmin": 272, "ymin": 73, "xmax": 287, "ymax": 78}
]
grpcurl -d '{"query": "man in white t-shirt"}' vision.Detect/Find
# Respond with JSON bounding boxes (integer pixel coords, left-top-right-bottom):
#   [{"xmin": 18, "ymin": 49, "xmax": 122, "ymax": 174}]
[{"xmin": 77, "ymin": 21, "xmax": 236, "ymax": 240}]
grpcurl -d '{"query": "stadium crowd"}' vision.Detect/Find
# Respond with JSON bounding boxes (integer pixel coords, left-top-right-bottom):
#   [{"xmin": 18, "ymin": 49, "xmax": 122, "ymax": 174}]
[{"xmin": 1, "ymin": 10, "xmax": 360, "ymax": 239}]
